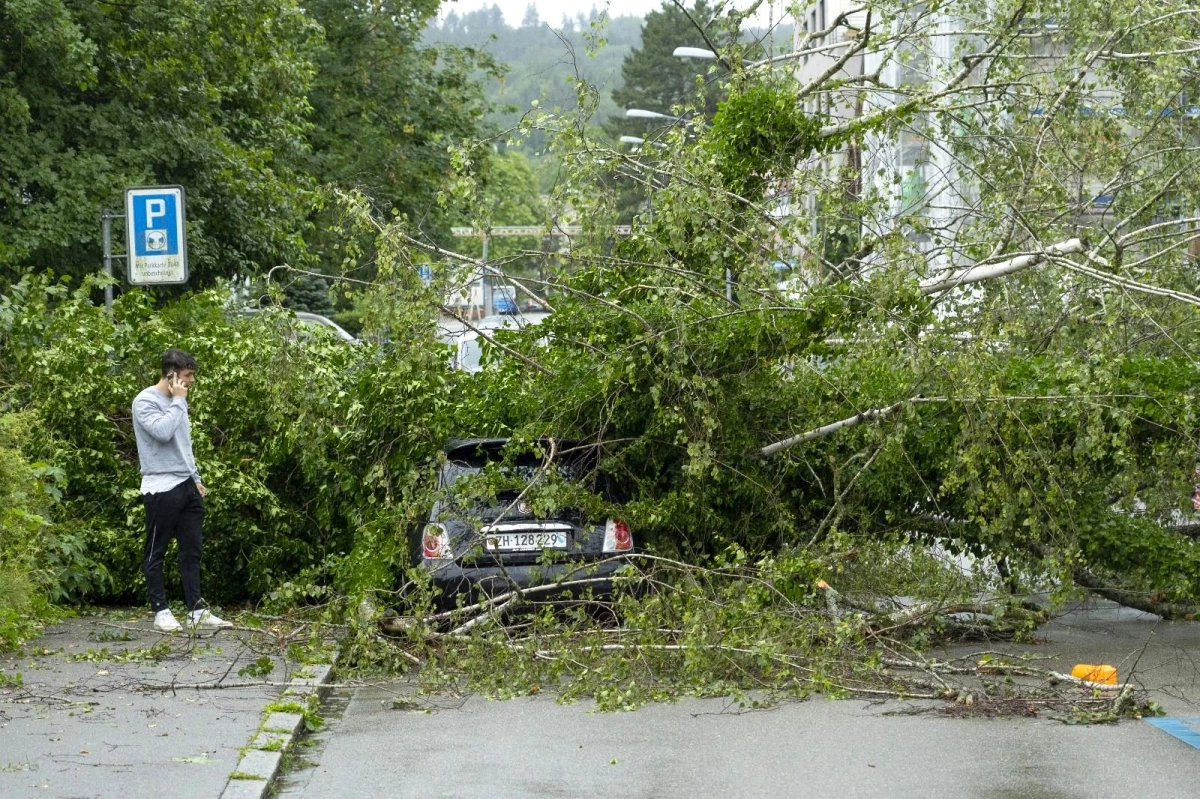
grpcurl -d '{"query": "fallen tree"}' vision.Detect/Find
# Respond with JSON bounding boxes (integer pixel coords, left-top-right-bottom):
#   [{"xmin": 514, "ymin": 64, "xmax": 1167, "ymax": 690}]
[
  {"xmin": 361, "ymin": 0, "xmax": 1200, "ymax": 619},
  {"xmin": 360, "ymin": 555, "xmax": 1157, "ymax": 719}
]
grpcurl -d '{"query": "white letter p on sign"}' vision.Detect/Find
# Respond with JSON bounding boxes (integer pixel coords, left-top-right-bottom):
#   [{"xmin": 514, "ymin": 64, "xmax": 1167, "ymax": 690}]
[{"xmin": 146, "ymin": 199, "xmax": 166, "ymax": 227}]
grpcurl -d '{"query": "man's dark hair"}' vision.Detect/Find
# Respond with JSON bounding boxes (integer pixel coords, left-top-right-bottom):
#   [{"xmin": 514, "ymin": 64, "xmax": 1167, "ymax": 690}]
[{"xmin": 161, "ymin": 349, "xmax": 198, "ymax": 376}]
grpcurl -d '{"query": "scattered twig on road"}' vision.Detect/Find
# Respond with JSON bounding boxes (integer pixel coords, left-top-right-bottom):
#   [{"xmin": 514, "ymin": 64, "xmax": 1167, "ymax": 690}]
[{"xmin": 135, "ymin": 680, "xmax": 363, "ymax": 692}]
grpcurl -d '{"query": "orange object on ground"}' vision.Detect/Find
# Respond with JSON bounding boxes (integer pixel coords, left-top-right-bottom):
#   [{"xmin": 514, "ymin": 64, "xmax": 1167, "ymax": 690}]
[{"xmin": 1071, "ymin": 663, "xmax": 1118, "ymax": 684}]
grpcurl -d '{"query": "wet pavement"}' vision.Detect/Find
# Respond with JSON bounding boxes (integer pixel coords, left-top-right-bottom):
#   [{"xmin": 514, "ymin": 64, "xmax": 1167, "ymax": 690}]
[
  {"xmin": 0, "ymin": 613, "xmax": 290, "ymax": 799},
  {"xmin": 289, "ymin": 600, "xmax": 1200, "ymax": 799},
  {"xmin": 5, "ymin": 601, "xmax": 1197, "ymax": 798},
  {"xmin": 938, "ymin": 596, "xmax": 1200, "ymax": 716},
  {"xmin": 294, "ymin": 688, "xmax": 1200, "ymax": 798}
]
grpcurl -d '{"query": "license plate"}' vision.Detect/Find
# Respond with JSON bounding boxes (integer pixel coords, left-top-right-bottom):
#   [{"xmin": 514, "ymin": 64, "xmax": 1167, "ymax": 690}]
[{"xmin": 485, "ymin": 532, "xmax": 568, "ymax": 552}]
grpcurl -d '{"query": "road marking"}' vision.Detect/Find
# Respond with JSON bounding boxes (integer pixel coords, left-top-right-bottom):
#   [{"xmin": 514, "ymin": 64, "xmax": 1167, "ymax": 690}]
[{"xmin": 1144, "ymin": 718, "xmax": 1200, "ymax": 750}]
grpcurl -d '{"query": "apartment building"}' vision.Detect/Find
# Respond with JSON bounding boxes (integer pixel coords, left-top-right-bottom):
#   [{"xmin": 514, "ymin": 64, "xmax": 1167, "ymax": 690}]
[
  {"xmin": 790, "ymin": 3, "xmax": 1200, "ymax": 276},
  {"xmin": 788, "ymin": 2, "xmax": 883, "ymax": 273}
]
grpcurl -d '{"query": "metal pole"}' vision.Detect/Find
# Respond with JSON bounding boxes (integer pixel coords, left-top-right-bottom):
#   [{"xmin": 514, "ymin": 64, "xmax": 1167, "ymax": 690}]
[
  {"xmin": 768, "ymin": 0, "xmax": 774, "ymax": 58},
  {"xmin": 481, "ymin": 232, "xmax": 492, "ymax": 318},
  {"xmin": 102, "ymin": 212, "xmax": 114, "ymax": 313}
]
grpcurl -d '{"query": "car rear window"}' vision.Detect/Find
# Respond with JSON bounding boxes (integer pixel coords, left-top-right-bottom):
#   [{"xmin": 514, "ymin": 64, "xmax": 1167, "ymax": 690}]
[{"xmin": 442, "ymin": 444, "xmax": 593, "ymax": 486}]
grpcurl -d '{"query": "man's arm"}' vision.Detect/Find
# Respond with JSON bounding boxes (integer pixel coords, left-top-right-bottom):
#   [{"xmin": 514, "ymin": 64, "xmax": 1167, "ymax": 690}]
[{"xmin": 133, "ymin": 395, "xmax": 188, "ymax": 443}]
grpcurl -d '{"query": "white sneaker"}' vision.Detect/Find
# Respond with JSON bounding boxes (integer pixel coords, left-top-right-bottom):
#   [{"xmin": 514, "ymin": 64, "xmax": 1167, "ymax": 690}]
[
  {"xmin": 153, "ymin": 609, "xmax": 182, "ymax": 633},
  {"xmin": 188, "ymin": 609, "xmax": 233, "ymax": 629}
]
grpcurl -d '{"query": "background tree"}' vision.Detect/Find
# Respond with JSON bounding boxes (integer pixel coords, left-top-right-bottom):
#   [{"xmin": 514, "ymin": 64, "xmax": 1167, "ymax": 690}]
[
  {"xmin": 0, "ymin": 0, "xmax": 321, "ymax": 288},
  {"xmin": 281, "ymin": 273, "xmax": 336, "ymax": 317},
  {"xmin": 0, "ymin": 0, "xmax": 503, "ymax": 293},
  {"xmin": 521, "ymin": 3, "xmax": 540, "ymax": 29},
  {"xmin": 448, "ymin": 149, "xmax": 547, "ymax": 290},
  {"xmin": 303, "ymin": 0, "xmax": 498, "ymax": 253},
  {"xmin": 603, "ymin": 1, "xmax": 749, "ymax": 223},
  {"xmin": 423, "ymin": 9, "xmax": 644, "ymax": 164},
  {"xmin": 610, "ymin": 0, "xmax": 725, "ymax": 126}
]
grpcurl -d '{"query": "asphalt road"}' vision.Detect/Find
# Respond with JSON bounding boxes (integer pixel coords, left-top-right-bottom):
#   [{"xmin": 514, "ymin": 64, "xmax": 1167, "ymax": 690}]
[
  {"xmin": 288, "ymin": 601, "xmax": 1200, "ymax": 799},
  {"xmin": 290, "ymin": 689, "xmax": 1199, "ymax": 799}
]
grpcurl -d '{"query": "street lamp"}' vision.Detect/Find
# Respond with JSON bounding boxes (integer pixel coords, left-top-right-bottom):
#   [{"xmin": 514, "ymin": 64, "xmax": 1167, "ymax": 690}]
[
  {"xmin": 673, "ymin": 41, "xmax": 854, "ymax": 71},
  {"xmin": 672, "ymin": 46, "xmax": 719, "ymax": 60},
  {"xmin": 625, "ymin": 108, "xmax": 684, "ymax": 122},
  {"xmin": 620, "ymin": 135, "xmax": 668, "ymax": 151}
]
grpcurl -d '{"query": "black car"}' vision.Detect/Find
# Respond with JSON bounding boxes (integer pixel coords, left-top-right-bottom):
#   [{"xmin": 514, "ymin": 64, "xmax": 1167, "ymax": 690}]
[{"xmin": 417, "ymin": 438, "xmax": 636, "ymax": 603}]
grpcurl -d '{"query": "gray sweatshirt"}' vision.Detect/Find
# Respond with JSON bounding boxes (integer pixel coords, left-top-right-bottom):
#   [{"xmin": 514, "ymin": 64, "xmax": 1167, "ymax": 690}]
[{"xmin": 132, "ymin": 386, "xmax": 200, "ymax": 491}]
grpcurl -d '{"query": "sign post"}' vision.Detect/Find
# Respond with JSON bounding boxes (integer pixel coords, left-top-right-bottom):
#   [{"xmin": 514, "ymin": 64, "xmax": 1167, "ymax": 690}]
[
  {"xmin": 100, "ymin": 211, "xmax": 125, "ymax": 313},
  {"xmin": 124, "ymin": 186, "xmax": 189, "ymax": 286},
  {"xmin": 481, "ymin": 232, "xmax": 491, "ymax": 317}
]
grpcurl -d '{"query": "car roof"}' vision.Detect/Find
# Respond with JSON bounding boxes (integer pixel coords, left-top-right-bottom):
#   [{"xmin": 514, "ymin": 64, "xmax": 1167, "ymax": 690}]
[
  {"xmin": 443, "ymin": 438, "xmax": 580, "ymax": 460},
  {"xmin": 293, "ymin": 312, "xmax": 358, "ymax": 343},
  {"xmin": 238, "ymin": 307, "xmax": 358, "ymax": 344},
  {"xmin": 444, "ymin": 438, "xmax": 509, "ymax": 457}
]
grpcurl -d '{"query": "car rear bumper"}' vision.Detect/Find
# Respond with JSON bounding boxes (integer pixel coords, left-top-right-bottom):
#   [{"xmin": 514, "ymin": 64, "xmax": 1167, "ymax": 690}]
[{"xmin": 424, "ymin": 556, "xmax": 635, "ymax": 602}]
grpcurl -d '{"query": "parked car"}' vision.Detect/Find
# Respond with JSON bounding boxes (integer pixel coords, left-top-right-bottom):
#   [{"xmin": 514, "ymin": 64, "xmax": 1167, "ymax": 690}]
[
  {"xmin": 418, "ymin": 438, "xmax": 636, "ymax": 604},
  {"xmin": 238, "ymin": 307, "xmax": 358, "ymax": 344}
]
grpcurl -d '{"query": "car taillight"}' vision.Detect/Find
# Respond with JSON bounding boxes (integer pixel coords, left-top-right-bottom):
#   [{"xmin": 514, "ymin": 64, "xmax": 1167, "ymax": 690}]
[
  {"xmin": 603, "ymin": 519, "xmax": 633, "ymax": 552},
  {"xmin": 422, "ymin": 524, "xmax": 450, "ymax": 560}
]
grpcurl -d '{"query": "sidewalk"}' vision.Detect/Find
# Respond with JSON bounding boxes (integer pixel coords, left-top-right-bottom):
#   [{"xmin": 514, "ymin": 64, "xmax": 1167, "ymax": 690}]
[{"xmin": 0, "ymin": 612, "xmax": 292, "ymax": 799}]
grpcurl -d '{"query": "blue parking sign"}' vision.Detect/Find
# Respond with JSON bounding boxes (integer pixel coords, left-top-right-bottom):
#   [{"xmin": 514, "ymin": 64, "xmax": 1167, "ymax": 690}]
[{"xmin": 124, "ymin": 186, "xmax": 188, "ymax": 285}]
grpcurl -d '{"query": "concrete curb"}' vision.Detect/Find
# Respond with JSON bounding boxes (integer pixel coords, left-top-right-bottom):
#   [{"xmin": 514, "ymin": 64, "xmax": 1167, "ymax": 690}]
[{"xmin": 220, "ymin": 658, "xmax": 338, "ymax": 799}]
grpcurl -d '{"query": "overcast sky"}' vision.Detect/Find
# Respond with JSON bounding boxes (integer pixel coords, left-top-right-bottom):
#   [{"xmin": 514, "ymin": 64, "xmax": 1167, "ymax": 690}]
[{"xmin": 438, "ymin": 0, "xmax": 784, "ymax": 27}]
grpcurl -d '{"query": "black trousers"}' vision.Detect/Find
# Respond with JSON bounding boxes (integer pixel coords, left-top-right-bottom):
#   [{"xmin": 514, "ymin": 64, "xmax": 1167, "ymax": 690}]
[{"xmin": 142, "ymin": 479, "xmax": 206, "ymax": 613}]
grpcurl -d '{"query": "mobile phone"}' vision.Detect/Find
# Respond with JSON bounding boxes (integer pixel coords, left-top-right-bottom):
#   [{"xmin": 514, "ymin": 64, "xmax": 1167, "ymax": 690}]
[{"xmin": 167, "ymin": 372, "xmax": 178, "ymax": 386}]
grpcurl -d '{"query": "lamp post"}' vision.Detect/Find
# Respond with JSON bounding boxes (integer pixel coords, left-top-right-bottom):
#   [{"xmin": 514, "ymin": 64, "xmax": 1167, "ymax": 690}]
[
  {"xmin": 619, "ymin": 136, "xmax": 652, "ymax": 220},
  {"xmin": 620, "ymin": 135, "xmax": 668, "ymax": 152},
  {"xmin": 623, "ymin": 111, "xmax": 687, "ymax": 226}
]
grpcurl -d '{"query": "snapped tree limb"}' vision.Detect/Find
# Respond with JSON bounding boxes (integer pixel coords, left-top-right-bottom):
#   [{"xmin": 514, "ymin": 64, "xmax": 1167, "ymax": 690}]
[
  {"xmin": 919, "ymin": 238, "xmax": 1085, "ymax": 295},
  {"xmin": 758, "ymin": 397, "xmax": 917, "ymax": 458},
  {"xmin": 1054, "ymin": 257, "xmax": 1200, "ymax": 309},
  {"xmin": 1071, "ymin": 567, "xmax": 1197, "ymax": 621}
]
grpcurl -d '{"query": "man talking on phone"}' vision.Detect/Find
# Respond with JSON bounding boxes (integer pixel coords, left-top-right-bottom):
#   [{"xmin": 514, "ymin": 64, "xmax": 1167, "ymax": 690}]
[{"xmin": 132, "ymin": 348, "xmax": 232, "ymax": 632}]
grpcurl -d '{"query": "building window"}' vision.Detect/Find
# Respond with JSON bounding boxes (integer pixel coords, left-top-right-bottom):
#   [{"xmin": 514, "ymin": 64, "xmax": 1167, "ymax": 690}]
[
  {"xmin": 898, "ymin": 132, "xmax": 930, "ymax": 173},
  {"xmin": 898, "ymin": 116, "xmax": 931, "ymax": 216}
]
